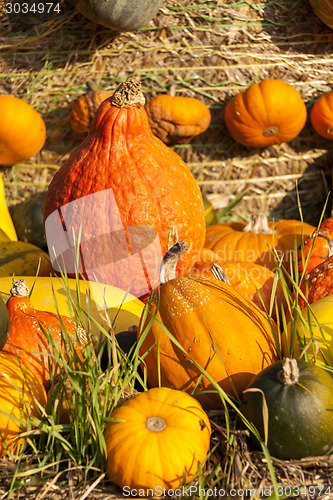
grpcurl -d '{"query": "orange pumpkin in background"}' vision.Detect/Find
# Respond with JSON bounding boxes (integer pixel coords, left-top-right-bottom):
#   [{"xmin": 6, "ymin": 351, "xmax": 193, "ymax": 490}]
[
  {"xmin": 70, "ymin": 86, "xmax": 113, "ymax": 139},
  {"xmin": 43, "ymin": 77, "xmax": 205, "ymax": 300},
  {"xmin": 308, "ymin": 0, "xmax": 333, "ymax": 28},
  {"xmin": 190, "ymin": 248, "xmax": 287, "ymax": 319},
  {"xmin": 0, "ymin": 96, "xmax": 46, "ymax": 165},
  {"xmin": 145, "ymin": 94, "xmax": 211, "ymax": 145},
  {"xmin": 204, "ymin": 215, "xmax": 315, "ymax": 271},
  {"xmin": 224, "ymin": 79, "xmax": 307, "ymax": 147},
  {"xmin": 310, "ymin": 90, "xmax": 333, "ymax": 139},
  {"xmin": 2, "ymin": 279, "xmax": 90, "ymax": 389}
]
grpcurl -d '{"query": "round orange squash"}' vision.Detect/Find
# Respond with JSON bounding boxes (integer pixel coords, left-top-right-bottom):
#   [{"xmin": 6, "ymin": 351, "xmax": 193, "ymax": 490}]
[
  {"xmin": 0, "ymin": 353, "xmax": 46, "ymax": 457},
  {"xmin": 0, "ymin": 96, "xmax": 46, "ymax": 165},
  {"xmin": 224, "ymin": 79, "xmax": 307, "ymax": 147},
  {"xmin": 43, "ymin": 78, "xmax": 205, "ymax": 300},
  {"xmin": 104, "ymin": 387, "xmax": 211, "ymax": 493},
  {"xmin": 138, "ymin": 242, "xmax": 280, "ymax": 409},
  {"xmin": 145, "ymin": 94, "xmax": 211, "ymax": 145},
  {"xmin": 204, "ymin": 215, "xmax": 315, "ymax": 271},
  {"xmin": 311, "ymin": 90, "xmax": 333, "ymax": 139}
]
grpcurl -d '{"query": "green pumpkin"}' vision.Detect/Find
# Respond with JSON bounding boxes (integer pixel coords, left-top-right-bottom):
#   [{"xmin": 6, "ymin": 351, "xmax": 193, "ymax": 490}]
[
  {"xmin": 241, "ymin": 358, "xmax": 333, "ymax": 460},
  {"xmin": 202, "ymin": 193, "xmax": 218, "ymax": 226},
  {"xmin": 12, "ymin": 191, "xmax": 47, "ymax": 249},
  {"xmin": 0, "ymin": 241, "xmax": 54, "ymax": 277},
  {"xmin": 74, "ymin": 0, "xmax": 164, "ymax": 31},
  {"xmin": 0, "ymin": 294, "xmax": 10, "ymax": 350}
]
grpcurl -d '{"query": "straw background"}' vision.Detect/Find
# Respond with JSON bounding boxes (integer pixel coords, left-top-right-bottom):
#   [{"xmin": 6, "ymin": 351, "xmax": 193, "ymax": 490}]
[{"xmin": 1, "ymin": 0, "xmax": 333, "ymax": 225}]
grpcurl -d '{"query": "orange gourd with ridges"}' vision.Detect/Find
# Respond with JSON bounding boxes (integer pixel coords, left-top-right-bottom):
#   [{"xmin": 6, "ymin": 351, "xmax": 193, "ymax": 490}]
[
  {"xmin": 43, "ymin": 78, "xmax": 205, "ymax": 299},
  {"xmin": 297, "ymin": 217, "xmax": 333, "ymax": 274}
]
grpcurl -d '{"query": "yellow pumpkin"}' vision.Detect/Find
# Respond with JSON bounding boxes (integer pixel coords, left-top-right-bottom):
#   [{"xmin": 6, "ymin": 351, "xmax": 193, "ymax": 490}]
[
  {"xmin": 0, "ymin": 353, "xmax": 46, "ymax": 457},
  {"xmin": 0, "ymin": 174, "xmax": 17, "ymax": 241},
  {"xmin": 104, "ymin": 387, "xmax": 211, "ymax": 494},
  {"xmin": 0, "ymin": 276, "xmax": 144, "ymax": 340}
]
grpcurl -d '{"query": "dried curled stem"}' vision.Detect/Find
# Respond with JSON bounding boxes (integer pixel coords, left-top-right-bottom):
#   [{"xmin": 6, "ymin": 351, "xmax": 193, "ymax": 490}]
[
  {"xmin": 111, "ymin": 77, "xmax": 145, "ymax": 109},
  {"xmin": 160, "ymin": 241, "xmax": 189, "ymax": 285}
]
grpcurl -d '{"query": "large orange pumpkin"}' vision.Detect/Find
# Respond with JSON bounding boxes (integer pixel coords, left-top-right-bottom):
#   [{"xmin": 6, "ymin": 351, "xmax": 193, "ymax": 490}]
[
  {"xmin": 224, "ymin": 79, "xmax": 307, "ymax": 147},
  {"xmin": 1, "ymin": 279, "xmax": 90, "ymax": 389},
  {"xmin": 43, "ymin": 77, "xmax": 205, "ymax": 300},
  {"xmin": 311, "ymin": 90, "xmax": 333, "ymax": 139},
  {"xmin": 0, "ymin": 96, "xmax": 46, "ymax": 165},
  {"xmin": 204, "ymin": 215, "xmax": 315, "ymax": 271},
  {"xmin": 138, "ymin": 242, "xmax": 280, "ymax": 409}
]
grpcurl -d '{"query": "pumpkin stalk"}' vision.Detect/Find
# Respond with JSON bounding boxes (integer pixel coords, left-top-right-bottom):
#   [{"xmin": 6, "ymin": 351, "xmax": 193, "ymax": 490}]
[
  {"xmin": 159, "ymin": 241, "xmax": 189, "ymax": 285},
  {"xmin": 263, "ymin": 125, "xmax": 278, "ymax": 137},
  {"xmin": 210, "ymin": 263, "xmax": 231, "ymax": 285},
  {"xmin": 10, "ymin": 279, "xmax": 29, "ymax": 298},
  {"xmin": 111, "ymin": 77, "xmax": 145, "ymax": 109},
  {"xmin": 277, "ymin": 358, "xmax": 299, "ymax": 385},
  {"xmin": 243, "ymin": 214, "xmax": 273, "ymax": 234},
  {"xmin": 146, "ymin": 416, "xmax": 166, "ymax": 432}
]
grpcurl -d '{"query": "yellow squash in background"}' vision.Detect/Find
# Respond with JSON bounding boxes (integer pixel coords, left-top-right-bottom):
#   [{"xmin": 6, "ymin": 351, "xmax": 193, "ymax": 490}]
[{"xmin": 0, "ymin": 174, "xmax": 17, "ymax": 241}]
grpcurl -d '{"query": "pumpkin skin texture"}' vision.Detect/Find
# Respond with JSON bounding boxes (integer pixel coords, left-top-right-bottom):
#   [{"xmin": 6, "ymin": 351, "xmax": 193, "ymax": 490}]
[
  {"xmin": 224, "ymin": 79, "xmax": 307, "ymax": 148},
  {"xmin": 70, "ymin": 88, "xmax": 113, "ymax": 139},
  {"xmin": 43, "ymin": 78, "xmax": 205, "ymax": 299},
  {"xmin": 0, "ymin": 353, "xmax": 46, "ymax": 457},
  {"xmin": 297, "ymin": 255, "xmax": 333, "ymax": 310},
  {"xmin": 104, "ymin": 387, "xmax": 211, "ymax": 493},
  {"xmin": 189, "ymin": 249, "xmax": 287, "ymax": 320},
  {"xmin": 145, "ymin": 95, "xmax": 211, "ymax": 146},
  {"xmin": 75, "ymin": 0, "xmax": 164, "ymax": 32},
  {"xmin": 0, "ymin": 174, "xmax": 17, "ymax": 241},
  {"xmin": 0, "ymin": 240, "xmax": 54, "ymax": 277},
  {"xmin": 0, "ymin": 96, "xmax": 46, "ymax": 165},
  {"xmin": 2, "ymin": 279, "xmax": 90, "ymax": 389},
  {"xmin": 297, "ymin": 217, "xmax": 333, "ymax": 274},
  {"xmin": 241, "ymin": 358, "xmax": 333, "ymax": 459},
  {"xmin": 138, "ymin": 244, "xmax": 279, "ymax": 409},
  {"xmin": 204, "ymin": 216, "xmax": 315, "ymax": 271},
  {"xmin": 309, "ymin": 0, "xmax": 333, "ymax": 28},
  {"xmin": 311, "ymin": 90, "xmax": 333, "ymax": 139},
  {"xmin": 0, "ymin": 294, "xmax": 10, "ymax": 350}
]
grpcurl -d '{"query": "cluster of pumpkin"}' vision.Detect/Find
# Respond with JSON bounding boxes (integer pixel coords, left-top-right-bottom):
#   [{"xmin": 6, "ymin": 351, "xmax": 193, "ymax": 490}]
[
  {"xmin": 70, "ymin": 78, "xmax": 333, "ymax": 150},
  {"xmin": 1, "ymin": 74, "xmax": 333, "ymax": 494}
]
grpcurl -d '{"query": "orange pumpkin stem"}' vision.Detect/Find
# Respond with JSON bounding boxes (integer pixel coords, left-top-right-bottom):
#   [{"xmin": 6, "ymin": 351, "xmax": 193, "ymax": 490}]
[
  {"xmin": 243, "ymin": 214, "xmax": 273, "ymax": 234},
  {"xmin": 160, "ymin": 241, "xmax": 189, "ymax": 284},
  {"xmin": 111, "ymin": 77, "xmax": 145, "ymax": 109},
  {"xmin": 277, "ymin": 358, "xmax": 299, "ymax": 385}
]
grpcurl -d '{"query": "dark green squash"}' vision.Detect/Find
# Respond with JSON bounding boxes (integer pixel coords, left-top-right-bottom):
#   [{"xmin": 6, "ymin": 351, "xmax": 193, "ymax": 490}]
[
  {"xmin": 0, "ymin": 241, "xmax": 54, "ymax": 277},
  {"xmin": 12, "ymin": 191, "xmax": 47, "ymax": 249},
  {"xmin": 0, "ymin": 294, "xmax": 10, "ymax": 350},
  {"xmin": 74, "ymin": 0, "xmax": 164, "ymax": 32},
  {"xmin": 241, "ymin": 358, "xmax": 333, "ymax": 460}
]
